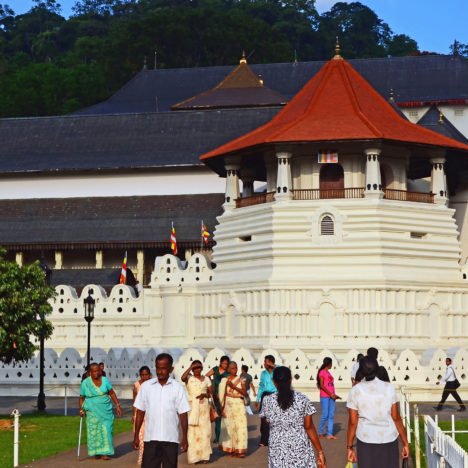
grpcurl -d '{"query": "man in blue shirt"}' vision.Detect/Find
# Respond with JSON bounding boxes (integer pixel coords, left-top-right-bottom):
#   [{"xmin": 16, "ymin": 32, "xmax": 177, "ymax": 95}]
[{"xmin": 256, "ymin": 354, "xmax": 276, "ymax": 446}]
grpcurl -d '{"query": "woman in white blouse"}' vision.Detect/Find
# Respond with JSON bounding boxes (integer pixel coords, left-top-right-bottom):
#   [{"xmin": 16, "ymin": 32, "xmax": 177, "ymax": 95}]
[{"xmin": 346, "ymin": 357, "xmax": 409, "ymax": 468}]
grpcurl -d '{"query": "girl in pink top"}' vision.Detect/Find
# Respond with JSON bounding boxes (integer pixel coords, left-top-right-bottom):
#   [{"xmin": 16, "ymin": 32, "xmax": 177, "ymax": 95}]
[{"xmin": 316, "ymin": 357, "xmax": 341, "ymax": 439}]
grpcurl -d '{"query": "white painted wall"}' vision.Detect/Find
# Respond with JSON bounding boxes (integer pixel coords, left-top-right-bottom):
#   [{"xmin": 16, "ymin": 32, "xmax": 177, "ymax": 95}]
[{"xmin": 0, "ymin": 167, "xmax": 224, "ymax": 199}]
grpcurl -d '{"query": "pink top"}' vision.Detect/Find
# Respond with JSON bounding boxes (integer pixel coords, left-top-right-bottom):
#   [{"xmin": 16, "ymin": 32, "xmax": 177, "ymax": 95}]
[{"xmin": 318, "ymin": 369, "xmax": 335, "ymax": 398}]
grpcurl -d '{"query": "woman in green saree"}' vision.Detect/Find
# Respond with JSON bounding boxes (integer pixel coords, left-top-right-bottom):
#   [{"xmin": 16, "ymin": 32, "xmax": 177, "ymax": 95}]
[{"xmin": 79, "ymin": 362, "xmax": 122, "ymax": 460}]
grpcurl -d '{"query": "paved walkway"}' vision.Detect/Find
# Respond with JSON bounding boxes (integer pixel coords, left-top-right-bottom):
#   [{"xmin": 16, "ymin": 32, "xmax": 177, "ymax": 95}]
[{"xmin": 19, "ymin": 401, "xmax": 349, "ymax": 468}]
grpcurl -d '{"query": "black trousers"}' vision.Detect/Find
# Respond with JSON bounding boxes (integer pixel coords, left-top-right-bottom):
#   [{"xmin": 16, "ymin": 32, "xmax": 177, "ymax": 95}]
[
  {"xmin": 142, "ymin": 441, "xmax": 178, "ymax": 468},
  {"xmin": 259, "ymin": 391, "xmax": 274, "ymax": 445},
  {"xmin": 439, "ymin": 384, "xmax": 465, "ymax": 409},
  {"xmin": 356, "ymin": 438, "xmax": 399, "ymax": 468}
]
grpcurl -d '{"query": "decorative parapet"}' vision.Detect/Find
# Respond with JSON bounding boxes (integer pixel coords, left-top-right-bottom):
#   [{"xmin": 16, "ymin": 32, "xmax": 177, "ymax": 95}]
[
  {"xmin": 51, "ymin": 283, "xmax": 141, "ymax": 316},
  {"xmin": 1, "ymin": 347, "xmax": 466, "ymax": 400},
  {"xmin": 150, "ymin": 253, "xmax": 213, "ymax": 287}
]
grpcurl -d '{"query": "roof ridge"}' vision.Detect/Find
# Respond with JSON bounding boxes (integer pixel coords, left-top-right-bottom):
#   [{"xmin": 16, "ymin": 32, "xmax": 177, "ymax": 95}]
[
  {"xmin": 340, "ymin": 61, "xmax": 383, "ymax": 138},
  {"xmin": 265, "ymin": 60, "xmax": 334, "ymax": 141}
]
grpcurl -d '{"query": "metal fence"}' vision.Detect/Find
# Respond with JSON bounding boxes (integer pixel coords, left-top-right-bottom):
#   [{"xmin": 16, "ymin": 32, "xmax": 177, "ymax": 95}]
[{"xmin": 425, "ymin": 415, "xmax": 468, "ymax": 468}]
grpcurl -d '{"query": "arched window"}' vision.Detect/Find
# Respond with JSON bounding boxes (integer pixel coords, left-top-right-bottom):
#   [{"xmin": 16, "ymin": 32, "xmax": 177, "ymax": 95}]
[{"xmin": 320, "ymin": 215, "xmax": 335, "ymax": 236}]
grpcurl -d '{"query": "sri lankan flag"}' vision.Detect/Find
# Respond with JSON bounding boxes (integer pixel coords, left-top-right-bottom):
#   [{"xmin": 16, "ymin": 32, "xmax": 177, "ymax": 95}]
[{"xmin": 170, "ymin": 222, "xmax": 178, "ymax": 256}]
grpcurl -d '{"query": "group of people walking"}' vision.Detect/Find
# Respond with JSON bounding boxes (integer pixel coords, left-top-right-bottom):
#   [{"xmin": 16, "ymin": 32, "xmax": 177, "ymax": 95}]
[{"xmin": 77, "ymin": 349, "xmax": 465, "ymax": 467}]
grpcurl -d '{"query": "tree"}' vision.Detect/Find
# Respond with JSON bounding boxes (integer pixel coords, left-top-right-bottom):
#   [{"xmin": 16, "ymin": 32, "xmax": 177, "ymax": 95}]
[
  {"xmin": 386, "ymin": 34, "xmax": 418, "ymax": 57},
  {"xmin": 317, "ymin": 2, "xmax": 392, "ymax": 58},
  {"xmin": 0, "ymin": 249, "xmax": 55, "ymax": 364},
  {"xmin": 450, "ymin": 39, "xmax": 468, "ymax": 58}
]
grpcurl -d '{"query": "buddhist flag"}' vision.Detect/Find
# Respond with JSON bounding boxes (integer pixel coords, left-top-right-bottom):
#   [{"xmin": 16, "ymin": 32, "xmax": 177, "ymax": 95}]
[
  {"xmin": 170, "ymin": 222, "xmax": 178, "ymax": 256},
  {"xmin": 119, "ymin": 251, "xmax": 127, "ymax": 284},
  {"xmin": 318, "ymin": 151, "xmax": 338, "ymax": 163},
  {"xmin": 202, "ymin": 221, "xmax": 210, "ymax": 245}
]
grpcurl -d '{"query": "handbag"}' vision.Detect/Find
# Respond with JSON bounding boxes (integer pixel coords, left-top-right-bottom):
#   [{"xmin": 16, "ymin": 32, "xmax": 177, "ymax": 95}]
[
  {"xmin": 402, "ymin": 458, "xmax": 409, "ymax": 468},
  {"xmin": 243, "ymin": 394, "xmax": 251, "ymax": 406},
  {"xmin": 451, "ymin": 368, "xmax": 461, "ymax": 389},
  {"xmin": 209, "ymin": 400, "xmax": 218, "ymax": 422},
  {"xmin": 345, "ymin": 462, "xmax": 356, "ymax": 468}
]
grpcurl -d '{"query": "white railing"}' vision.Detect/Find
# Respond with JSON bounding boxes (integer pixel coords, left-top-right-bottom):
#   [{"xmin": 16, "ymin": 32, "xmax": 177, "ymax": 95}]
[{"xmin": 425, "ymin": 415, "xmax": 468, "ymax": 468}]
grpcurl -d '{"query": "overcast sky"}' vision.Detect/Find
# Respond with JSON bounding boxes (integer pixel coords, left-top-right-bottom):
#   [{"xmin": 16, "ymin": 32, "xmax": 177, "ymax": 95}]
[{"xmin": 6, "ymin": 0, "xmax": 468, "ymax": 54}]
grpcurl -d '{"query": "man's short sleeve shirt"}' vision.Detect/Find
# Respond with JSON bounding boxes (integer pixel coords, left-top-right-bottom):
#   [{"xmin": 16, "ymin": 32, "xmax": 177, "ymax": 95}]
[{"xmin": 134, "ymin": 377, "xmax": 190, "ymax": 444}]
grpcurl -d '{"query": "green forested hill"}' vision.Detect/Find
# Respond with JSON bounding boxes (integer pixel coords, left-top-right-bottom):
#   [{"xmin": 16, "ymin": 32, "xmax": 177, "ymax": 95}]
[{"xmin": 0, "ymin": 0, "xmax": 423, "ymax": 117}]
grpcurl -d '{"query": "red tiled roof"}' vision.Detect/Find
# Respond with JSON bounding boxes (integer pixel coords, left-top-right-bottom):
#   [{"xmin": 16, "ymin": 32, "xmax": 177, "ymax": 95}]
[{"xmin": 201, "ymin": 57, "xmax": 468, "ymax": 160}]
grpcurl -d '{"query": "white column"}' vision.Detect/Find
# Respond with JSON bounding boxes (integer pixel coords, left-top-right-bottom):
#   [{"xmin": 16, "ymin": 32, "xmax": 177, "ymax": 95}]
[
  {"xmin": 430, "ymin": 157, "xmax": 448, "ymax": 205},
  {"xmin": 54, "ymin": 250, "xmax": 63, "ymax": 270},
  {"xmin": 364, "ymin": 148, "xmax": 383, "ymax": 199},
  {"xmin": 275, "ymin": 151, "xmax": 293, "ymax": 201},
  {"xmin": 241, "ymin": 169, "xmax": 255, "ymax": 198},
  {"xmin": 224, "ymin": 161, "xmax": 240, "ymax": 210},
  {"xmin": 15, "ymin": 251, "xmax": 23, "ymax": 266},
  {"xmin": 95, "ymin": 250, "xmax": 103, "ymax": 269},
  {"xmin": 137, "ymin": 249, "xmax": 145, "ymax": 283}
]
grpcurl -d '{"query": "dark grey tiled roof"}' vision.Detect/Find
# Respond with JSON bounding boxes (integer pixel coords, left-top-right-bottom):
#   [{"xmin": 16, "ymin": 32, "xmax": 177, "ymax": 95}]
[
  {"xmin": 0, "ymin": 194, "xmax": 224, "ymax": 248},
  {"xmin": 78, "ymin": 55, "xmax": 468, "ymax": 115},
  {"xmin": 51, "ymin": 268, "xmax": 137, "ymax": 289},
  {"xmin": 0, "ymin": 108, "xmax": 279, "ymax": 173},
  {"xmin": 418, "ymin": 106, "xmax": 468, "ymax": 144}
]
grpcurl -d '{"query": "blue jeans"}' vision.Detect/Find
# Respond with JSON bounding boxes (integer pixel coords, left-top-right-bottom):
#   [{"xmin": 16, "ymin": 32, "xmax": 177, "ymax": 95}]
[{"xmin": 319, "ymin": 397, "xmax": 335, "ymax": 436}]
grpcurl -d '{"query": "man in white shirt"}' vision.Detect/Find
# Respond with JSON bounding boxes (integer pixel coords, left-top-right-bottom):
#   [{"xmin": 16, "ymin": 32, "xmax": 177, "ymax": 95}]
[
  {"xmin": 133, "ymin": 353, "xmax": 190, "ymax": 467},
  {"xmin": 350, "ymin": 353, "xmax": 363, "ymax": 386},
  {"xmin": 434, "ymin": 357, "xmax": 466, "ymax": 412}
]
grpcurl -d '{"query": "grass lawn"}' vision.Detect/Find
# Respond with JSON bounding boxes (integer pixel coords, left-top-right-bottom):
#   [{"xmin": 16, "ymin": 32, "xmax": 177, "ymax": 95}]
[
  {"xmin": 439, "ymin": 419, "xmax": 468, "ymax": 451},
  {"xmin": 0, "ymin": 413, "xmax": 132, "ymax": 468}
]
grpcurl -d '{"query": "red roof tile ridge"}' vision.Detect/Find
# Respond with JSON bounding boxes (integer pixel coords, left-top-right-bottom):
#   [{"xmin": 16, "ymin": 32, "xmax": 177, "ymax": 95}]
[
  {"xmin": 263, "ymin": 58, "xmax": 335, "ymax": 142},
  {"xmin": 339, "ymin": 61, "xmax": 383, "ymax": 138}
]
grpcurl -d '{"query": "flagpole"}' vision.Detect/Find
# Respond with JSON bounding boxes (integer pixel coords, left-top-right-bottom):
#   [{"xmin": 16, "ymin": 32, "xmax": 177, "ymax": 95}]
[{"xmin": 201, "ymin": 220, "xmax": 203, "ymax": 251}]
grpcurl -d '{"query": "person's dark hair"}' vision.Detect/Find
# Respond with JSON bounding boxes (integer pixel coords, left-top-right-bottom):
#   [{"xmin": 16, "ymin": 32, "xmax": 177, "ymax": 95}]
[
  {"xmin": 316, "ymin": 357, "xmax": 333, "ymax": 388},
  {"xmin": 357, "ymin": 353, "xmax": 364, "ymax": 361},
  {"xmin": 220, "ymin": 355, "xmax": 230, "ymax": 364},
  {"xmin": 89, "ymin": 362, "xmax": 99, "ymax": 369},
  {"xmin": 156, "ymin": 353, "xmax": 173, "ymax": 366},
  {"xmin": 377, "ymin": 365, "xmax": 390, "ymax": 382},
  {"xmin": 99, "ymin": 362, "xmax": 105, "ymax": 366},
  {"xmin": 273, "ymin": 366, "xmax": 294, "ymax": 411},
  {"xmin": 367, "ymin": 347, "xmax": 379, "ymax": 360},
  {"xmin": 241, "ymin": 365, "xmax": 248, "ymax": 372},
  {"xmin": 192, "ymin": 359, "xmax": 202, "ymax": 367},
  {"xmin": 359, "ymin": 356, "xmax": 378, "ymax": 381},
  {"xmin": 446, "ymin": 357, "xmax": 452, "ymax": 363},
  {"xmin": 265, "ymin": 354, "xmax": 275, "ymax": 364},
  {"xmin": 139, "ymin": 365, "xmax": 151, "ymax": 374}
]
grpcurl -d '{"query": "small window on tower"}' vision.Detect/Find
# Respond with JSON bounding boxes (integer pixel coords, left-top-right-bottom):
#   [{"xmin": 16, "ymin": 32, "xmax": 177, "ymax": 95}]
[{"xmin": 320, "ymin": 215, "xmax": 334, "ymax": 236}]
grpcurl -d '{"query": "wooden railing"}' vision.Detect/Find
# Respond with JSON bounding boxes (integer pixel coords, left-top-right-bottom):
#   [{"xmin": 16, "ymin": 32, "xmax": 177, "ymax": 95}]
[
  {"xmin": 235, "ymin": 188, "xmax": 434, "ymax": 207},
  {"xmin": 235, "ymin": 191, "xmax": 275, "ymax": 208},
  {"xmin": 383, "ymin": 189, "xmax": 434, "ymax": 204},
  {"xmin": 292, "ymin": 187, "xmax": 365, "ymax": 200}
]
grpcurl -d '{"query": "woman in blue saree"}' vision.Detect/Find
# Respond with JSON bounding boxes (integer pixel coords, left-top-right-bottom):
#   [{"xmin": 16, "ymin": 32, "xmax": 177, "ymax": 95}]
[{"xmin": 79, "ymin": 362, "xmax": 122, "ymax": 459}]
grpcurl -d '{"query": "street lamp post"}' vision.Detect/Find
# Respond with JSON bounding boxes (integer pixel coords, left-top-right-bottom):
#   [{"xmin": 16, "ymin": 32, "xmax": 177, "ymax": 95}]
[
  {"xmin": 83, "ymin": 292, "xmax": 95, "ymax": 368},
  {"xmin": 37, "ymin": 260, "xmax": 51, "ymax": 412}
]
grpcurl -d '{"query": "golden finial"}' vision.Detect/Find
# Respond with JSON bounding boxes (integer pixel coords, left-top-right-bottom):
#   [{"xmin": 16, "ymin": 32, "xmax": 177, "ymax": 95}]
[
  {"xmin": 240, "ymin": 50, "xmax": 247, "ymax": 64},
  {"xmin": 333, "ymin": 36, "xmax": 343, "ymax": 60},
  {"xmin": 439, "ymin": 110, "xmax": 444, "ymax": 124}
]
